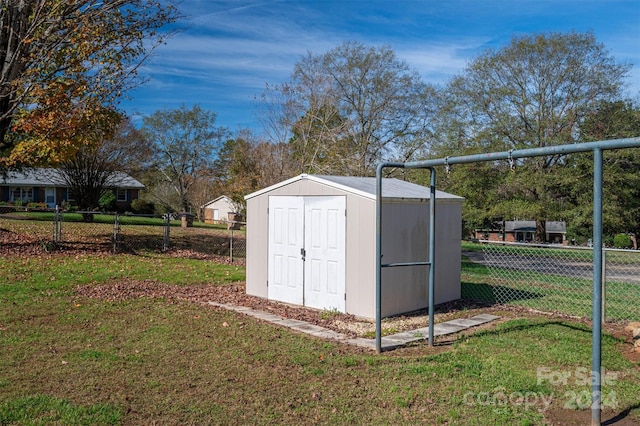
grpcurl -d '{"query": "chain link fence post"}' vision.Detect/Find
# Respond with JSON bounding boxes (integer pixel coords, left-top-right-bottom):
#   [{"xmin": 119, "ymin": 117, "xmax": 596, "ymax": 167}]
[
  {"xmin": 230, "ymin": 226, "xmax": 234, "ymax": 262},
  {"xmin": 602, "ymin": 248, "xmax": 606, "ymax": 324},
  {"xmin": 113, "ymin": 213, "xmax": 121, "ymax": 253},
  {"xmin": 54, "ymin": 206, "xmax": 59, "ymax": 246},
  {"xmin": 163, "ymin": 214, "xmax": 170, "ymax": 252}
]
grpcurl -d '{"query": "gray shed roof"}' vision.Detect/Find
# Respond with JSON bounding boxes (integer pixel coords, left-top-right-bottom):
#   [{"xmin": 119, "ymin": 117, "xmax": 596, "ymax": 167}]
[
  {"xmin": 245, "ymin": 174, "xmax": 463, "ymax": 201},
  {"xmin": 1, "ymin": 168, "xmax": 144, "ymax": 189}
]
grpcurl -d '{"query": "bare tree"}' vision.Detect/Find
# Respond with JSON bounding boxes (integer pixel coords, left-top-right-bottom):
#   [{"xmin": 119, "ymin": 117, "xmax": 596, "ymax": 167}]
[
  {"xmin": 55, "ymin": 116, "xmax": 149, "ymax": 211},
  {"xmin": 259, "ymin": 41, "xmax": 439, "ymax": 176}
]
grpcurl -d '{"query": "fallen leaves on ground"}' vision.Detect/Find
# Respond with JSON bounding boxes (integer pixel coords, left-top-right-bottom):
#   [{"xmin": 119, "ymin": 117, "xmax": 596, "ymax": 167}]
[{"xmin": 75, "ymin": 279, "xmax": 361, "ymax": 337}]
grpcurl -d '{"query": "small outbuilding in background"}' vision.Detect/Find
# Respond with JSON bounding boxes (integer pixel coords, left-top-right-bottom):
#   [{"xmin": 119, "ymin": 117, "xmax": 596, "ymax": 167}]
[
  {"xmin": 244, "ymin": 174, "xmax": 463, "ymax": 319},
  {"xmin": 202, "ymin": 195, "xmax": 242, "ymax": 224}
]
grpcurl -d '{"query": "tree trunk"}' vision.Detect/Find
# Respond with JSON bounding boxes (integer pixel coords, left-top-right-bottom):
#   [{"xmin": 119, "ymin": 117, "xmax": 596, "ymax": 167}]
[{"xmin": 536, "ymin": 219, "xmax": 547, "ymax": 243}]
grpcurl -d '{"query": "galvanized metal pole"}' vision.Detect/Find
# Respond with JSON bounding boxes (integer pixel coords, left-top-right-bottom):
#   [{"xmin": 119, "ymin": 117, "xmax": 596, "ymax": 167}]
[
  {"xmin": 428, "ymin": 168, "xmax": 436, "ymax": 347},
  {"xmin": 374, "ymin": 136, "xmax": 639, "ymax": 361},
  {"xmin": 592, "ymin": 148, "xmax": 603, "ymax": 426},
  {"xmin": 601, "ymin": 249, "xmax": 606, "ymax": 325},
  {"xmin": 163, "ymin": 214, "xmax": 171, "ymax": 252},
  {"xmin": 375, "ymin": 164, "xmax": 383, "ymax": 353},
  {"xmin": 403, "ymin": 137, "xmax": 640, "ymax": 169},
  {"xmin": 54, "ymin": 205, "xmax": 59, "ymax": 245},
  {"xmin": 230, "ymin": 227, "xmax": 234, "ymax": 263},
  {"xmin": 375, "ymin": 164, "xmax": 437, "ymax": 352}
]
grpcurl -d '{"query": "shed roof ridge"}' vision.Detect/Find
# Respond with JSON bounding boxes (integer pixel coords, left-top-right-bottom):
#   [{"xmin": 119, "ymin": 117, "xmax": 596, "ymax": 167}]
[{"xmin": 244, "ymin": 173, "xmax": 463, "ymax": 201}]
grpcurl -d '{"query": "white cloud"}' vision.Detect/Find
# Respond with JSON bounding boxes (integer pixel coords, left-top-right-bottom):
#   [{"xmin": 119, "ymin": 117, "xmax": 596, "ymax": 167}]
[{"xmin": 125, "ymin": 0, "xmax": 640, "ymax": 131}]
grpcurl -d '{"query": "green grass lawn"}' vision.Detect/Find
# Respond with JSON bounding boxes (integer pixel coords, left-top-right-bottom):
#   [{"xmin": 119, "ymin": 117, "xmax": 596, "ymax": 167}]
[
  {"xmin": 462, "ymin": 240, "xmax": 640, "ymax": 265},
  {"xmin": 461, "ymin": 245, "xmax": 640, "ymax": 321},
  {"xmin": 4, "ymin": 211, "xmax": 233, "ymax": 229},
  {"xmin": 1, "ymin": 253, "xmax": 639, "ymax": 425}
]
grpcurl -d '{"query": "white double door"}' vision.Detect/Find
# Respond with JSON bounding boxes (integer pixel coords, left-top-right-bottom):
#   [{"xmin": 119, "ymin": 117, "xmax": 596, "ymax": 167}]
[{"xmin": 268, "ymin": 196, "xmax": 346, "ymax": 312}]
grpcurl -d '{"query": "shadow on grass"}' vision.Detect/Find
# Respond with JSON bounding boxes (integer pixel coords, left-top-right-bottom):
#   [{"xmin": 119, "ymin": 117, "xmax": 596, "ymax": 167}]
[
  {"xmin": 462, "ymin": 281, "xmax": 542, "ymax": 304},
  {"xmin": 468, "ymin": 319, "xmax": 593, "ymax": 342},
  {"xmin": 603, "ymin": 402, "xmax": 640, "ymax": 425}
]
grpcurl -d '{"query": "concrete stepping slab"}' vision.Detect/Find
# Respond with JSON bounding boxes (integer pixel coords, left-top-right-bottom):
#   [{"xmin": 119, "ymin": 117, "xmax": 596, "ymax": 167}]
[{"xmin": 206, "ymin": 301, "xmax": 499, "ymax": 351}]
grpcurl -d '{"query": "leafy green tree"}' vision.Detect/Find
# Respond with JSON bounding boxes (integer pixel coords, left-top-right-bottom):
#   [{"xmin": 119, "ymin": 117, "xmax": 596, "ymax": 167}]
[
  {"xmin": 0, "ymin": 0, "xmax": 179, "ymax": 167},
  {"xmin": 142, "ymin": 105, "xmax": 228, "ymax": 212},
  {"xmin": 211, "ymin": 138, "xmax": 253, "ymax": 213},
  {"xmin": 613, "ymin": 233, "xmax": 632, "ymax": 249},
  {"xmin": 434, "ymin": 32, "xmax": 632, "ymax": 241},
  {"xmin": 99, "ymin": 191, "xmax": 117, "ymax": 211},
  {"xmin": 564, "ymin": 100, "xmax": 640, "ymax": 241}
]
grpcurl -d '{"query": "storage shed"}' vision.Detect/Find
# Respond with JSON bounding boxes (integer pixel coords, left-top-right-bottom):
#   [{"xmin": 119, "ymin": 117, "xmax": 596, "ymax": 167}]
[
  {"xmin": 244, "ymin": 174, "xmax": 463, "ymax": 319},
  {"xmin": 202, "ymin": 195, "xmax": 239, "ymax": 224}
]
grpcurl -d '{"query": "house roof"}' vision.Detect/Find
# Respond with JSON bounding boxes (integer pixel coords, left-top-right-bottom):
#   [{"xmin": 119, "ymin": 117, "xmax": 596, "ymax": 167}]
[
  {"xmin": 1, "ymin": 168, "xmax": 144, "ymax": 189},
  {"xmin": 244, "ymin": 174, "xmax": 463, "ymax": 201}
]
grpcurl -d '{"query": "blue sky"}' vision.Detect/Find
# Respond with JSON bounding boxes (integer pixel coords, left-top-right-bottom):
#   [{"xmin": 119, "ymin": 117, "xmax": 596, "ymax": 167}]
[{"xmin": 121, "ymin": 0, "xmax": 640, "ymax": 135}]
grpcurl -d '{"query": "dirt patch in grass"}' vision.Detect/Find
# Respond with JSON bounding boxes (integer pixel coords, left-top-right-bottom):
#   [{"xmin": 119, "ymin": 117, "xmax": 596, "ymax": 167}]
[
  {"xmin": 77, "ymin": 278, "xmax": 516, "ymax": 341},
  {"xmin": 544, "ymin": 406, "xmax": 640, "ymax": 426}
]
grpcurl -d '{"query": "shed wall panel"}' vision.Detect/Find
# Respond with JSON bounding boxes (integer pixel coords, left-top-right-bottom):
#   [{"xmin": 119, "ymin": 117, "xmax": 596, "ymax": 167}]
[
  {"xmin": 246, "ymin": 194, "xmax": 269, "ymax": 298},
  {"xmin": 344, "ymin": 196, "xmax": 376, "ymax": 319},
  {"xmin": 380, "ymin": 199, "xmax": 461, "ymax": 318},
  {"xmin": 203, "ymin": 198, "xmax": 236, "ymax": 223},
  {"xmin": 246, "ymin": 180, "xmax": 345, "ymax": 299}
]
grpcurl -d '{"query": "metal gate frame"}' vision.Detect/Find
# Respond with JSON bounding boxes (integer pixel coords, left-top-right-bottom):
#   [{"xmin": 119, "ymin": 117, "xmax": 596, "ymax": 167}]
[{"xmin": 376, "ymin": 136, "xmax": 640, "ymax": 425}]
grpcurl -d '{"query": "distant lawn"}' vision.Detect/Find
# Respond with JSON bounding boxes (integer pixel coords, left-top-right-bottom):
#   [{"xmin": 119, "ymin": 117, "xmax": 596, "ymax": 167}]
[
  {"xmin": 1, "ymin": 253, "xmax": 638, "ymax": 425},
  {"xmin": 4, "ymin": 211, "xmax": 232, "ymax": 229},
  {"xmin": 462, "ymin": 240, "xmax": 640, "ymax": 265}
]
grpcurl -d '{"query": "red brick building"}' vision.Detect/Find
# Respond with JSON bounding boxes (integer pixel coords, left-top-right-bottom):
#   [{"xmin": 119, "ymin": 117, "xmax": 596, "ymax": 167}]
[{"xmin": 474, "ymin": 221, "xmax": 567, "ymax": 245}]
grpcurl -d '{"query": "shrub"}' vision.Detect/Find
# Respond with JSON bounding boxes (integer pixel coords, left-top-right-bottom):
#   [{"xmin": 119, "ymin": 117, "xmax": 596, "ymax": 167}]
[
  {"xmin": 99, "ymin": 191, "xmax": 116, "ymax": 211},
  {"xmin": 613, "ymin": 233, "xmax": 632, "ymax": 249},
  {"xmin": 26, "ymin": 202, "xmax": 48, "ymax": 210},
  {"xmin": 130, "ymin": 198, "xmax": 155, "ymax": 214}
]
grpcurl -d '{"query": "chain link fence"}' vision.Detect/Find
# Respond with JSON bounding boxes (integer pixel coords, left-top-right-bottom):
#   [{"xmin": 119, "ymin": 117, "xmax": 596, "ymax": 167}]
[
  {"xmin": 462, "ymin": 241, "xmax": 640, "ymax": 322},
  {"xmin": 0, "ymin": 209, "xmax": 246, "ymax": 261}
]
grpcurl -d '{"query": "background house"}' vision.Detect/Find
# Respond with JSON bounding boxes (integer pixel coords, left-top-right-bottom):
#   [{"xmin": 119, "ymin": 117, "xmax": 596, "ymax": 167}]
[
  {"xmin": 0, "ymin": 168, "xmax": 144, "ymax": 210},
  {"xmin": 244, "ymin": 174, "xmax": 463, "ymax": 319},
  {"xmin": 475, "ymin": 220, "xmax": 567, "ymax": 244},
  {"xmin": 202, "ymin": 195, "xmax": 242, "ymax": 224}
]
